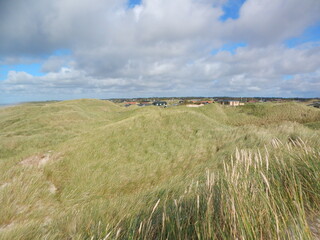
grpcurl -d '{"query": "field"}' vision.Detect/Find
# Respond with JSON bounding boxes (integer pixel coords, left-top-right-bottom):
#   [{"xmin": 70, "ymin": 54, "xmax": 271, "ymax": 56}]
[{"xmin": 0, "ymin": 99, "xmax": 320, "ymax": 239}]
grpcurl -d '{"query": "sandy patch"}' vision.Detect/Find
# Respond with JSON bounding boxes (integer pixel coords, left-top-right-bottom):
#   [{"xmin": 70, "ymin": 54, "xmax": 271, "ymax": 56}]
[
  {"xmin": 48, "ymin": 183, "xmax": 57, "ymax": 194},
  {"xmin": 186, "ymin": 104, "xmax": 205, "ymax": 108},
  {"xmin": 287, "ymin": 215, "xmax": 320, "ymax": 239},
  {"xmin": 0, "ymin": 222, "xmax": 16, "ymax": 232},
  {"xmin": 0, "ymin": 182, "xmax": 10, "ymax": 190},
  {"xmin": 308, "ymin": 216, "xmax": 320, "ymax": 239},
  {"xmin": 20, "ymin": 151, "xmax": 61, "ymax": 168},
  {"xmin": 20, "ymin": 154, "xmax": 50, "ymax": 167}
]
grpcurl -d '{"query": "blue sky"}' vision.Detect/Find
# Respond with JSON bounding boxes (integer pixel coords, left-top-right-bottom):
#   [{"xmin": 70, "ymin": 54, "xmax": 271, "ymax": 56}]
[
  {"xmin": 0, "ymin": 63, "xmax": 44, "ymax": 81},
  {"xmin": 219, "ymin": 0, "xmax": 246, "ymax": 21},
  {"xmin": 0, "ymin": 49, "xmax": 72, "ymax": 81},
  {"xmin": 285, "ymin": 22, "xmax": 320, "ymax": 48},
  {"xmin": 128, "ymin": 0, "xmax": 141, "ymax": 8},
  {"xmin": 1, "ymin": 0, "xmax": 320, "ymax": 104},
  {"xmin": 211, "ymin": 42, "xmax": 247, "ymax": 55}
]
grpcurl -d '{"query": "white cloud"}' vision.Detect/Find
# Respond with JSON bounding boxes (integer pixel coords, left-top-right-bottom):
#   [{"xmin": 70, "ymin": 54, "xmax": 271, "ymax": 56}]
[
  {"xmin": 2, "ymin": 43, "xmax": 319, "ymax": 98},
  {"xmin": 1, "ymin": 0, "xmax": 320, "ymax": 101},
  {"xmin": 223, "ymin": 0, "xmax": 320, "ymax": 46},
  {"xmin": 41, "ymin": 55, "xmax": 74, "ymax": 73}
]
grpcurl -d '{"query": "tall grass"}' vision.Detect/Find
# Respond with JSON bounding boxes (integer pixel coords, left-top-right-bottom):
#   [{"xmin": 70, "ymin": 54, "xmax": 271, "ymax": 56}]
[
  {"xmin": 0, "ymin": 100, "xmax": 320, "ymax": 239},
  {"xmin": 107, "ymin": 139, "xmax": 320, "ymax": 240}
]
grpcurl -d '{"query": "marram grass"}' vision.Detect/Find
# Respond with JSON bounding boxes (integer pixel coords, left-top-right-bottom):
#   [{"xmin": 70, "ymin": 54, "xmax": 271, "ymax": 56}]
[
  {"xmin": 0, "ymin": 99, "xmax": 320, "ymax": 239},
  {"xmin": 99, "ymin": 138, "xmax": 320, "ymax": 240}
]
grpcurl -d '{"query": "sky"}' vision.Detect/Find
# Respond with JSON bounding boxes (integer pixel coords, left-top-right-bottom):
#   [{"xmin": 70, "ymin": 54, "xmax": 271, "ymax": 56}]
[{"xmin": 1, "ymin": 0, "xmax": 320, "ymax": 103}]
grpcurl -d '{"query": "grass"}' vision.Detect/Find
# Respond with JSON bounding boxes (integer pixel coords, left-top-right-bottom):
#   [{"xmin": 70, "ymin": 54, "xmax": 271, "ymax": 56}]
[
  {"xmin": 115, "ymin": 139, "xmax": 320, "ymax": 239},
  {"xmin": 0, "ymin": 99, "xmax": 320, "ymax": 239}
]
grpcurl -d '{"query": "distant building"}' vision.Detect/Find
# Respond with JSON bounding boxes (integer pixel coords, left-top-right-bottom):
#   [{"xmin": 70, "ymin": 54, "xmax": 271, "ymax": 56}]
[
  {"xmin": 125, "ymin": 102, "xmax": 138, "ymax": 105},
  {"xmin": 191, "ymin": 100, "xmax": 214, "ymax": 104},
  {"xmin": 200, "ymin": 101, "xmax": 213, "ymax": 104},
  {"xmin": 124, "ymin": 102, "xmax": 138, "ymax": 107},
  {"xmin": 153, "ymin": 101, "xmax": 167, "ymax": 106},
  {"xmin": 218, "ymin": 100, "xmax": 241, "ymax": 106}
]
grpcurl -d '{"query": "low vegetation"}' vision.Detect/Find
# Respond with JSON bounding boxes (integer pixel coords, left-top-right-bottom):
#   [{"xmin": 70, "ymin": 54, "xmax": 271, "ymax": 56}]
[{"xmin": 0, "ymin": 99, "xmax": 320, "ymax": 239}]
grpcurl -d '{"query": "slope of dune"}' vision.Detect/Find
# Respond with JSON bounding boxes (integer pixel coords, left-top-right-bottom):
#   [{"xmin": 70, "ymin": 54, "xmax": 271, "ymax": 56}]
[{"xmin": 0, "ymin": 100, "xmax": 320, "ymax": 239}]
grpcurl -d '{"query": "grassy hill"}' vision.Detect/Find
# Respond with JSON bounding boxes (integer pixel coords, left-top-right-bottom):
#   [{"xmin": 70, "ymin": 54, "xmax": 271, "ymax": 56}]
[{"xmin": 0, "ymin": 100, "xmax": 320, "ymax": 239}]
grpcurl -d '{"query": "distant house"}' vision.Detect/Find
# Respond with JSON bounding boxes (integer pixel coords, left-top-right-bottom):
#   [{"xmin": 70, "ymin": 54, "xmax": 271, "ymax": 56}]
[
  {"xmin": 191, "ymin": 100, "xmax": 213, "ymax": 104},
  {"xmin": 200, "ymin": 101, "xmax": 213, "ymax": 104},
  {"xmin": 218, "ymin": 100, "xmax": 241, "ymax": 106},
  {"xmin": 153, "ymin": 101, "xmax": 167, "ymax": 106},
  {"xmin": 124, "ymin": 102, "xmax": 138, "ymax": 107}
]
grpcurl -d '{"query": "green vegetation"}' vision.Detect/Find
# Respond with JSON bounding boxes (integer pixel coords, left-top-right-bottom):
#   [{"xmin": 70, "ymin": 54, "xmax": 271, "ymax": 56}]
[{"xmin": 0, "ymin": 99, "xmax": 320, "ymax": 239}]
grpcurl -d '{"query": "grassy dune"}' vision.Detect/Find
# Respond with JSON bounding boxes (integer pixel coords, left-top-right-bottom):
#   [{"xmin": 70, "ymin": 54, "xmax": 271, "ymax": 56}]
[{"xmin": 0, "ymin": 99, "xmax": 320, "ymax": 239}]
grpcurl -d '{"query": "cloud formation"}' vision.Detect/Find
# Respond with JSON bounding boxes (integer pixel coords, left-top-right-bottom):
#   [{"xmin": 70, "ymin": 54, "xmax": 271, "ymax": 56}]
[{"xmin": 1, "ymin": 0, "xmax": 320, "ymax": 102}]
